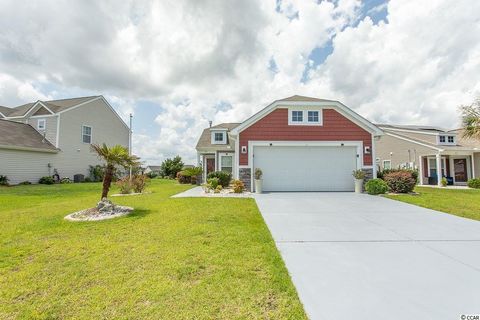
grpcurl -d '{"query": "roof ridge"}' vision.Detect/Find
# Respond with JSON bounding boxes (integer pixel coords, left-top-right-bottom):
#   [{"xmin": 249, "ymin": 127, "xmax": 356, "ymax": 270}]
[{"xmin": 44, "ymin": 95, "xmax": 101, "ymax": 103}]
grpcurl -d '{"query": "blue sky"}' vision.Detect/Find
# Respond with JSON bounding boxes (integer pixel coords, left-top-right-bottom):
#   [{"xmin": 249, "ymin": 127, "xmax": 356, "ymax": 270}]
[{"xmin": 0, "ymin": 0, "xmax": 479, "ymax": 164}]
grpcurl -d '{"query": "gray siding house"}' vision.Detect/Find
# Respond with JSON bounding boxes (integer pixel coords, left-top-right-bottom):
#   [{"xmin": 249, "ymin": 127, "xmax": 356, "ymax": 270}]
[{"xmin": 0, "ymin": 96, "xmax": 130, "ymax": 184}]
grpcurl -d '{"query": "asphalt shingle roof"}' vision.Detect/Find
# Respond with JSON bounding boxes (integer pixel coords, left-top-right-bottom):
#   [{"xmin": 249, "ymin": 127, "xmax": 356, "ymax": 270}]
[
  {"xmin": 0, "ymin": 119, "xmax": 58, "ymax": 152},
  {"xmin": 1, "ymin": 96, "xmax": 100, "ymax": 117},
  {"xmin": 196, "ymin": 123, "xmax": 240, "ymax": 150}
]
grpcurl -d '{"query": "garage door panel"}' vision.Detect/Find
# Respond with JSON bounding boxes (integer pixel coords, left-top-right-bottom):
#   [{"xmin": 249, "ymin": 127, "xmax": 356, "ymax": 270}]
[{"xmin": 253, "ymin": 146, "xmax": 357, "ymax": 192}]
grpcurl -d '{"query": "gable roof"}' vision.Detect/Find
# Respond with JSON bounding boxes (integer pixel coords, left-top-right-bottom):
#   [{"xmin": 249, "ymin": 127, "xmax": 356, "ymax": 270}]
[
  {"xmin": 377, "ymin": 124, "xmax": 448, "ymax": 133},
  {"xmin": 0, "ymin": 119, "xmax": 58, "ymax": 152},
  {"xmin": 196, "ymin": 123, "xmax": 240, "ymax": 151},
  {"xmin": 2, "ymin": 96, "xmax": 101, "ymax": 118},
  {"xmin": 230, "ymin": 95, "xmax": 383, "ymax": 136}
]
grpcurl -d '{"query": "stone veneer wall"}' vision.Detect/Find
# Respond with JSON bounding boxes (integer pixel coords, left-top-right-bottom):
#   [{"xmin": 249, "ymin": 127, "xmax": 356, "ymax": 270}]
[
  {"xmin": 361, "ymin": 168, "xmax": 374, "ymax": 190},
  {"xmin": 239, "ymin": 168, "xmax": 252, "ymax": 191}
]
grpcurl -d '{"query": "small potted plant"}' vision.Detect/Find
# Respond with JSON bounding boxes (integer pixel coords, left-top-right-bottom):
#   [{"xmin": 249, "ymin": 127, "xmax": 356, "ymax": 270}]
[
  {"xmin": 440, "ymin": 177, "xmax": 448, "ymax": 187},
  {"xmin": 254, "ymin": 168, "xmax": 263, "ymax": 194},
  {"xmin": 352, "ymin": 169, "xmax": 366, "ymax": 193}
]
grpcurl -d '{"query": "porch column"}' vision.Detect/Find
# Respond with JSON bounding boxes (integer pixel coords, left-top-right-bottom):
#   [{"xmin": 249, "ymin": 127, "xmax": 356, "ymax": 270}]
[
  {"xmin": 418, "ymin": 156, "xmax": 423, "ymax": 185},
  {"xmin": 471, "ymin": 154, "xmax": 476, "ymax": 179},
  {"xmin": 436, "ymin": 153, "xmax": 442, "ymax": 186}
]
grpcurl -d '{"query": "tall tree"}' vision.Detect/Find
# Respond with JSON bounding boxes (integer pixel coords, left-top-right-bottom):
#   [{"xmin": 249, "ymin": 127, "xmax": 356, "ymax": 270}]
[
  {"xmin": 91, "ymin": 144, "xmax": 139, "ymax": 199},
  {"xmin": 460, "ymin": 98, "xmax": 480, "ymax": 139}
]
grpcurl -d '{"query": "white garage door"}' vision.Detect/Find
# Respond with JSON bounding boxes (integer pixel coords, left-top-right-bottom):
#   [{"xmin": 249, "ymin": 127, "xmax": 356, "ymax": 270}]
[{"xmin": 253, "ymin": 146, "xmax": 358, "ymax": 192}]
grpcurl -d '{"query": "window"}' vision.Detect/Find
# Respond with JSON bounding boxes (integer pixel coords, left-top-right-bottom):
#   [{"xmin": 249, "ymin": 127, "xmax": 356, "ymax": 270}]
[
  {"xmin": 82, "ymin": 125, "xmax": 92, "ymax": 143},
  {"xmin": 220, "ymin": 155, "xmax": 233, "ymax": 173},
  {"xmin": 214, "ymin": 132, "xmax": 224, "ymax": 142},
  {"xmin": 448, "ymin": 136, "xmax": 454, "ymax": 143},
  {"xmin": 439, "ymin": 136, "xmax": 446, "ymax": 143},
  {"xmin": 292, "ymin": 111, "xmax": 303, "ymax": 122},
  {"xmin": 37, "ymin": 119, "xmax": 46, "ymax": 130},
  {"xmin": 428, "ymin": 157, "xmax": 446, "ymax": 177},
  {"xmin": 383, "ymin": 160, "xmax": 391, "ymax": 170},
  {"xmin": 308, "ymin": 111, "xmax": 319, "ymax": 123}
]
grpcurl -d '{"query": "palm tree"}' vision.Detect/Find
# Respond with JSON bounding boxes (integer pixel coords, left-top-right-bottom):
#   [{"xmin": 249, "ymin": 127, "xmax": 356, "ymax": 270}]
[
  {"xmin": 91, "ymin": 144, "xmax": 139, "ymax": 199},
  {"xmin": 460, "ymin": 98, "xmax": 480, "ymax": 139}
]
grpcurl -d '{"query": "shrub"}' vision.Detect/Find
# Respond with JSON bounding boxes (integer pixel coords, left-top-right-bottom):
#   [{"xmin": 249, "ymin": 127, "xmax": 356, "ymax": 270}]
[
  {"xmin": 89, "ymin": 165, "xmax": 105, "ymax": 182},
  {"xmin": 214, "ymin": 185, "xmax": 223, "ymax": 193},
  {"xmin": 207, "ymin": 171, "xmax": 231, "ymax": 187},
  {"xmin": 39, "ymin": 176, "xmax": 55, "ymax": 185},
  {"xmin": 146, "ymin": 172, "xmax": 158, "ymax": 179},
  {"xmin": 440, "ymin": 177, "xmax": 448, "ymax": 187},
  {"xmin": 384, "ymin": 171, "xmax": 416, "ymax": 193},
  {"xmin": 206, "ymin": 177, "xmax": 219, "ymax": 190},
  {"xmin": 378, "ymin": 169, "xmax": 418, "ymax": 182},
  {"xmin": 467, "ymin": 178, "xmax": 480, "ymax": 189},
  {"xmin": 176, "ymin": 171, "xmax": 191, "ymax": 184},
  {"xmin": 0, "ymin": 175, "xmax": 9, "ymax": 186},
  {"xmin": 254, "ymin": 168, "xmax": 263, "ymax": 180},
  {"xmin": 116, "ymin": 177, "xmax": 133, "ymax": 194},
  {"xmin": 18, "ymin": 181, "xmax": 32, "ymax": 185},
  {"xmin": 160, "ymin": 156, "xmax": 184, "ymax": 178},
  {"xmin": 60, "ymin": 177, "xmax": 72, "ymax": 184},
  {"xmin": 232, "ymin": 179, "xmax": 245, "ymax": 193},
  {"xmin": 365, "ymin": 179, "xmax": 389, "ymax": 195},
  {"xmin": 84, "ymin": 177, "xmax": 92, "ymax": 183},
  {"xmin": 132, "ymin": 174, "xmax": 148, "ymax": 193},
  {"xmin": 352, "ymin": 169, "xmax": 366, "ymax": 180}
]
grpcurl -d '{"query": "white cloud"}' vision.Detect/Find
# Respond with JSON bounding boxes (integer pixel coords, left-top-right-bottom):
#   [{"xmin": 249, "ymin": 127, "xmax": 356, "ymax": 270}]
[{"xmin": 0, "ymin": 0, "xmax": 479, "ymax": 164}]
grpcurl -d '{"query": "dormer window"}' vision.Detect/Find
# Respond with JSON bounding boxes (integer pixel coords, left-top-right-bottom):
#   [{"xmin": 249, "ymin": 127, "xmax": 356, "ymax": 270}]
[
  {"xmin": 438, "ymin": 135, "xmax": 455, "ymax": 145},
  {"xmin": 292, "ymin": 111, "xmax": 303, "ymax": 122},
  {"xmin": 211, "ymin": 131, "xmax": 226, "ymax": 144}
]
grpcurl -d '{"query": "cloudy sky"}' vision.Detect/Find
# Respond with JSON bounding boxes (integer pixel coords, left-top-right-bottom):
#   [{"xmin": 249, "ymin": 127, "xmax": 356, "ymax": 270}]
[{"xmin": 1, "ymin": 0, "xmax": 479, "ymax": 164}]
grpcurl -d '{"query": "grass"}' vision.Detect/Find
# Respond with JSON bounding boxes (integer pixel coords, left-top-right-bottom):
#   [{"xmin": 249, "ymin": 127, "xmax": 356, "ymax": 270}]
[
  {"xmin": 0, "ymin": 179, "xmax": 306, "ymax": 319},
  {"xmin": 385, "ymin": 186, "xmax": 480, "ymax": 221}
]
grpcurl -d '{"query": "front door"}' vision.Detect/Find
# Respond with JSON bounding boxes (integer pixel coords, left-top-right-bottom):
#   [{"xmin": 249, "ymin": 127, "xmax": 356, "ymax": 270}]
[
  {"xmin": 206, "ymin": 158, "xmax": 215, "ymax": 175},
  {"xmin": 454, "ymin": 159, "xmax": 467, "ymax": 182}
]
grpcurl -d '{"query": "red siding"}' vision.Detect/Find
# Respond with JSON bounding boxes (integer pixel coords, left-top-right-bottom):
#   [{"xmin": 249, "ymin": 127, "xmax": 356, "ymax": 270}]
[{"xmin": 239, "ymin": 108, "xmax": 373, "ymax": 166}]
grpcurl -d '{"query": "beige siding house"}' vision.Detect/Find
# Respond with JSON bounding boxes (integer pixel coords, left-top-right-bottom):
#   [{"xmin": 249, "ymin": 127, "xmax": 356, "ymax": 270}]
[
  {"xmin": 0, "ymin": 96, "xmax": 130, "ymax": 184},
  {"xmin": 375, "ymin": 124, "xmax": 480, "ymax": 186}
]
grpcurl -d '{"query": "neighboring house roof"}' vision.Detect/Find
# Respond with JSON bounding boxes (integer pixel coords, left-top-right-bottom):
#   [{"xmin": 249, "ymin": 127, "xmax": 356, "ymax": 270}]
[
  {"xmin": 0, "ymin": 119, "xmax": 58, "ymax": 152},
  {"xmin": 146, "ymin": 165, "xmax": 162, "ymax": 171},
  {"xmin": 2, "ymin": 96, "xmax": 101, "ymax": 118},
  {"xmin": 196, "ymin": 123, "xmax": 240, "ymax": 151},
  {"xmin": 377, "ymin": 124, "xmax": 448, "ymax": 133},
  {"xmin": 381, "ymin": 125, "xmax": 480, "ymax": 152},
  {"xmin": 231, "ymin": 95, "xmax": 383, "ymax": 136}
]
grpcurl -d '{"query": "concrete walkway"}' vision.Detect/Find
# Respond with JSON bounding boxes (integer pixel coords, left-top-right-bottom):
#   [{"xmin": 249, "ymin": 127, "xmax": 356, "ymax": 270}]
[{"xmin": 254, "ymin": 192, "xmax": 480, "ymax": 320}]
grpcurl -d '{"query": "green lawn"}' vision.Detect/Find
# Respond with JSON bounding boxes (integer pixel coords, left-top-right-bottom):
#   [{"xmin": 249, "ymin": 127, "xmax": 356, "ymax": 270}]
[
  {"xmin": 0, "ymin": 180, "xmax": 306, "ymax": 319},
  {"xmin": 385, "ymin": 186, "xmax": 480, "ymax": 221}
]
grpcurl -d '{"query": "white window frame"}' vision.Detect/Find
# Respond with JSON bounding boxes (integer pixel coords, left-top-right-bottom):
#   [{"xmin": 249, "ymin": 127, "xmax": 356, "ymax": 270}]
[
  {"xmin": 383, "ymin": 160, "xmax": 392, "ymax": 170},
  {"xmin": 288, "ymin": 107, "xmax": 323, "ymax": 125},
  {"xmin": 427, "ymin": 156, "xmax": 447, "ymax": 177},
  {"xmin": 219, "ymin": 152, "xmax": 233, "ymax": 173},
  {"xmin": 291, "ymin": 110, "xmax": 303, "ymax": 123},
  {"xmin": 438, "ymin": 134, "xmax": 455, "ymax": 145},
  {"xmin": 82, "ymin": 125, "xmax": 92, "ymax": 144},
  {"xmin": 211, "ymin": 131, "xmax": 226, "ymax": 144},
  {"xmin": 37, "ymin": 119, "xmax": 46, "ymax": 130}
]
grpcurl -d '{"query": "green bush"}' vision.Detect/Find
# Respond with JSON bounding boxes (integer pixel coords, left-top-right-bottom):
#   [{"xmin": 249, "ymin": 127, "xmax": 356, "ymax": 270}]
[
  {"xmin": 176, "ymin": 171, "xmax": 191, "ymax": 184},
  {"xmin": 384, "ymin": 171, "xmax": 416, "ymax": 193},
  {"xmin": 39, "ymin": 176, "xmax": 55, "ymax": 185},
  {"xmin": 146, "ymin": 172, "xmax": 158, "ymax": 179},
  {"xmin": 160, "ymin": 156, "xmax": 184, "ymax": 178},
  {"xmin": 89, "ymin": 165, "xmax": 105, "ymax": 182},
  {"xmin": 84, "ymin": 177, "xmax": 92, "ymax": 183},
  {"xmin": 378, "ymin": 169, "xmax": 418, "ymax": 182},
  {"xmin": 0, "ymin": 175, "xmax": 9, "ymax": 186},
  {"xmin": 440, "ymin": 177, "xmax": 448, "ymax": 187},
  {"xmin": 467, "ymin": 178, "xmax": 480, "ymax": 189},
  {"xmin": 365, "ymin": 179, "xmax": 389, "ymax": 195},
  {"xmin": 206, "ymin": 177, "xmax": 220, "ymax": 190},
  {"xmin": 232, "ymin": 179, "xmax": 245, "ymax": 193},
  {"xmin": 18, "ymin": 181, "xmax": 32, "ymax": 185},
  {"xmin": 60, "ymin": 177, "xmax": 72, "ymax": 184},
  {"xmin": 207, "ymin": 171, "xmax": 231, "ymax": 187}
]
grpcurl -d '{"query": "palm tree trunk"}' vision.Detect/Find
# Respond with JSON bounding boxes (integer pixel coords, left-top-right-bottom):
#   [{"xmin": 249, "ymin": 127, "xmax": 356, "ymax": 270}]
[{"xmin": 101, "ymin": 164, "xmax": 114, "ymax": 199}]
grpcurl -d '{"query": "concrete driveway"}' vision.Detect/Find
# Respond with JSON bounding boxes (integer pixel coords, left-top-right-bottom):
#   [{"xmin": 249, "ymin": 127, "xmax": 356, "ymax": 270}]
[{"xmin": 254, "ymin": 192, "xmax": 480, "ymax": 320}]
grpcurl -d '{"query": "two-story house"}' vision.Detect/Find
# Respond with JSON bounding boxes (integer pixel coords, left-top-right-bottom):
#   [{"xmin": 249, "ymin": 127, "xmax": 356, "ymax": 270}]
[
  {"xmin": 375, "ymin": 124, "xmax": 480, "ymax": 186},
  {"xmin": 0, "ymin": 96, "xmax": 130, "ymax": 184}
]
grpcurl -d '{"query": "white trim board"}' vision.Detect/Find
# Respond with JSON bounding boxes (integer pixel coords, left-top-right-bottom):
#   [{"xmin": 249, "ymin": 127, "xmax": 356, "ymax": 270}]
[{"xmin": 384, "ymin": 131, "xmax": 443, "ymax": 151}]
